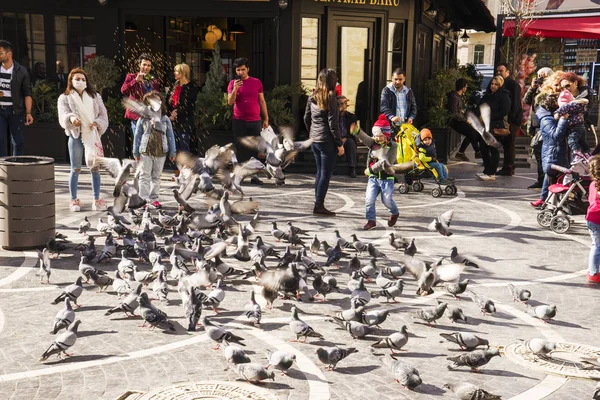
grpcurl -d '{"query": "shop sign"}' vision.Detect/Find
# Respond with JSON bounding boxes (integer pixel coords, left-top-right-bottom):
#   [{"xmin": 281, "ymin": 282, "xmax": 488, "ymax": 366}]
[
  {"xmin": 315, "ymin": 0, "xmax": 400, "ymax": 7},
  {"xmin": 576, "ymin": 49, "xmax": 597, "ymax": 64}
]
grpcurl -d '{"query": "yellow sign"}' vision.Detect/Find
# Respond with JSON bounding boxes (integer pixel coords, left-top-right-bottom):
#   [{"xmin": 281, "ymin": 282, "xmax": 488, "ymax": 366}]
[{"xmin": 315, "ymin": 0, "xmax": 400, "ymax": 7}]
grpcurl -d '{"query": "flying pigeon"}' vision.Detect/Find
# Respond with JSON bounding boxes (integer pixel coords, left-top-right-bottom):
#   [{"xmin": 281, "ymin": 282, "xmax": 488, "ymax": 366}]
[{"xmin": 428, "ymin": 210, "xmax": 454, "ymax": 236}]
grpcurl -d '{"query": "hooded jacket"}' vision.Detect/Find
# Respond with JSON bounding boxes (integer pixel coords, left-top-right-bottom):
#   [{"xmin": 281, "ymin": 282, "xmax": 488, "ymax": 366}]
[{"xmin": 537, "ymin": 106, "xmax": 569, "ymax": 174}]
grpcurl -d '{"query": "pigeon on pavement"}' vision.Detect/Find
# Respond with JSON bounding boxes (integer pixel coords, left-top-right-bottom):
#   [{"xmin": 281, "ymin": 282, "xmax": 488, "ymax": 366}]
[
  {"xmin": 524, "ymin": 338, "xmax": 556, "ymax": 355},
  {"xmin": 222, "ymin": 340, "xmax": 250, "ymax": 365},
  {"xmin": 447, "ymin": 349, "xmax": 500, "ymax": 372},
  {"xmin": 40, "ymin": 320, "xmax": 82, "ymax": 362},
  {"xmin": 414, "ymin": 302, "xmax": 448, "ymax": 326},
  {"xmin": 289, "ymin": 306, "xmax": 324, "ymax": 343},
  {"xmin": 266, "ymin": 350, "xmax": 296, "ymax": 375},
  {"xmin": 469, "ymin": 292, "xmax": 496, "ymax": 316},
  {"xmin": 447, "ymin": 307, "xmax": 468, "ymax": 323},
  {"xmin": 315, "ymin": 346, "xmax": 358, "ymax": 370},
  {"xmin": 37, "ymin": 248, "xmax": 51, "ymax": 284},
  {"xmin": 446, "ymin": 279, "xmax": 470, "ymax": 299},
  {"xmin": 527, "ymin": 304, "xmax": 557, "ymax": 322},
  {"xmin": 202, "ymin": 316, "xmax": 245, "ymax": 349},
  {"xmin": 50, "ymin": 298, "xmax": 75, "ymax": 334},
  {"xmin": 137, "ymin": 292, "xmax": 175, "ymax": 331},
  {"xmin": 508, "ymin": 283, "xmax": 532, "ymax": 303},
  {"xmin": 391, "ymin": 359, "xmax": 422, "ymax": 389},
  {"xmin": 450, "ymin": 247, "xmax": 479, "ymax": 268},
  {"xmin": 440, "ymin": 332, "xmax": 490, "ymax": 350},
  {"xmin": 236, "ymin": 362, "xmax": 275, "ymax": 383},
  {"xmin": 444, "ymin": 382, "xmax": 502, "ymax": 400},
  {"xmin": 52, "ymin": 277, "xmax": 84, "ymax": 307},
  {"xmin": 371, "ymin": 325, "xmax": 409, "ymax": 355},
  {"xmin": 105, "ymin": 285, "xmax": 142, "ymax": 317}
]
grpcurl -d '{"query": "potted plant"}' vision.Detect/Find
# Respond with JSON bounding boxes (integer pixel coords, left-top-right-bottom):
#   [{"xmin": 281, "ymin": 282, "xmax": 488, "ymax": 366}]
[
  {"xmin": 24, "ymin": 80, "xmax": 67, "ymax": 161},
  {"xmin": 423, "ymin": 65, "xmax": 481, "ymax": 163}
]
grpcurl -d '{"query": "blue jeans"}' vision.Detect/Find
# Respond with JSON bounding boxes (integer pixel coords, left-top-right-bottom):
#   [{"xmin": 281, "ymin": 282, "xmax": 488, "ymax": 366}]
[
  {"xmin": 68, "ymin": 136, "xmax": 101, "ymax": 200},
  {"xmin": 428, "ymin": 161, "xmax": 448, "ymax": 179},
  {"xmin": 174, "ymin": 129, "xmax": 191, "ymax": 153},
  {"xmin": 540, "ymin": 173, "xmax": 557, "ymax": 201},
  {"xmin": 365, "ymin": 177, "xmax": 399, "ymax": 221},
  {"xmin": 587, "ymin": 220, "xmax": 600, "ymax": 275},
  {"xmin": 0, "ymin": 107, "xmax": 25, "ymax": 156},
  {"xmin": 130, "ymin": 120, "xmax": 138, "ymax": 140},
  {"xmin": 311, "ymin": 141, "xmax": 337, "ymax": 204}
]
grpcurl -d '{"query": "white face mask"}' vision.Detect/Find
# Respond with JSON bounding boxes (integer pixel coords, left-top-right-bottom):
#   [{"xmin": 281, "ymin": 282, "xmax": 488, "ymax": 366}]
[
  {"xmin": 72, "ymin": 80, "xmax": 87, "ymax": 91},
  {"xmin": 149, "ymin": 99, "xmax": 161, "ymax": 112}
]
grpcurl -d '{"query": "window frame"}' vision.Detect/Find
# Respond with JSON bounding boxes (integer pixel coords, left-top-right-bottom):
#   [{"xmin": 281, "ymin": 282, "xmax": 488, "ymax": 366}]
[
  {"xmin": 55, "ymin": 15, "xmax": 97, "ymax": 72},
  {"xmin": 300, "ymin": 14, "xmax": 321, "ymax": 92},
  {"xmin": 0, "ymin": 13, "xmax": 45, "ymax": 72},
  {"xmin": 474, "ymin": 43, "xmax": 485, "ymax": 65},
  {"xmin": 386, "ymin": 20, "xmax": 407, "ymax": 84}
]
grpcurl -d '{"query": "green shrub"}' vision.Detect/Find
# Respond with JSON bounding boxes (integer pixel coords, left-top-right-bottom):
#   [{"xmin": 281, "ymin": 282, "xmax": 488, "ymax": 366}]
[
  {"xmin": 264, "ymin": 83, "xmax": 306, "ymax": 127},
  {"xmin": 32, "ymin": 80, "xmax": 58, "ymax": 123},
  {"xmin": 85, "ymin": 55, "xmax": 121, "ymax": 96}
]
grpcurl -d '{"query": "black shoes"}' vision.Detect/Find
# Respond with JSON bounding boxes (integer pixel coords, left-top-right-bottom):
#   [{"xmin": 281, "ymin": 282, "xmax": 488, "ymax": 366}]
[
  {"xmin": 349, "ymin": 168, "xmax": 357, "ymax": 178},
  {"xmin": 452, "ymin": 153, "xmax": 469, "ymax": 162},
  {"xmin": 496, "ymin": 168, "xmax": 514, "ymax": 176},
  {"xmin": 313, "ymin": 203, "xmax": 336, "ymax": 216},
  {"xmin": 528, "ymin": 182, "xmax": 543, "ymax": 189},
  {"xmin": 250, "ymin": 177, "xmax": 264, "ymax": 185}
]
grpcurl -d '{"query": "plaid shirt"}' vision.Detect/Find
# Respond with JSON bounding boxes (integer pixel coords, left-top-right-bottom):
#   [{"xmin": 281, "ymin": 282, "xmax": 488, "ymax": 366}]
[{"xmin": 392, "ymin": 84, "xmax": 409, "ymax": 122}]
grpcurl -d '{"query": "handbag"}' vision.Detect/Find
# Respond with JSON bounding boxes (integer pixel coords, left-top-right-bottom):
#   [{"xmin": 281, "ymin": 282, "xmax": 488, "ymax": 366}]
[{"xmin": 493, "ymin": 128, "xmax": 510, "ymax": 136}]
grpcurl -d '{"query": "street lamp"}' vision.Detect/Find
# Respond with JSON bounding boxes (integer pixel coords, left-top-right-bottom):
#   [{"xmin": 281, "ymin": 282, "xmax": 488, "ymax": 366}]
[
  {"xmin": 424, "ymin": 1, "xmax": 438, "ymax": 19},
  {"xmin": 460, "ymin": 30, "xmax": 470, "ymax": 42}
]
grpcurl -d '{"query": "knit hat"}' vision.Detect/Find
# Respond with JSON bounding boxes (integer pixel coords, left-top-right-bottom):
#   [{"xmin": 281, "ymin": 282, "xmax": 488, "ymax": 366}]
[
  {"xmin": 420, "ymin": 128, "xmax": 433, "ymax": 141},
  {"xmin": 372, "ymin": 114, "xmax": 391, "ymax": 139},
  {"xmin": 558, "ymin": 89, "xmax": 574, "ymax": 107}
]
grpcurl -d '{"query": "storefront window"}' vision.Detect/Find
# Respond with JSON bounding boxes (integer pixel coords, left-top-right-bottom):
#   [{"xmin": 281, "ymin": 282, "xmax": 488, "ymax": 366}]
[
  {"xmin": 386, "ymin": 22, "xmax": 405, "ymax": 82},
  {"xmin": 301, "ymin": 17, "xmax": 319, "ymax": 91},
  {"xmin": 474, "ymin": 44, "xmax": 485, "ymax": 64},
  {"xmin": 0, "ymin": 13, "xmax": 44, "ymax": 74},
  {"xmin": 55, "ymin": 15, "xmax": 97, "ymax": 73}
]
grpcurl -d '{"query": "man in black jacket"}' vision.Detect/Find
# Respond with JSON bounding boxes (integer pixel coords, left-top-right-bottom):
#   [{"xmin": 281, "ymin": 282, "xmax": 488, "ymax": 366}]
[
  {"xmin": 448, "ymin": 78, "xmax": 481, "ymax": 162},
  {"xmin": 0, "ymin": 40, "xmax": 33, "ymax": 157},
  {"xmin": 380, "ymin": 68, "xmax": 417, "ymax": 127},
  {"xmin": 338, "ymin": 96, "xmax": 358, "ymax": 177},
  {"xmin": 496, "ymin": 63, "xmax": 523, "ymax": 176}
]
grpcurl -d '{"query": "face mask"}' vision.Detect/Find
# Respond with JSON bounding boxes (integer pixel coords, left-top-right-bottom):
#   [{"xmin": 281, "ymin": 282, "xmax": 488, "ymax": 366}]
[
  {"xmin": 149, "ymin": 99, "xmax": 161, "ymax": 112},
  {"xmin": 72, "ymin": 80, "xmax": 86, "ymax": 91}
]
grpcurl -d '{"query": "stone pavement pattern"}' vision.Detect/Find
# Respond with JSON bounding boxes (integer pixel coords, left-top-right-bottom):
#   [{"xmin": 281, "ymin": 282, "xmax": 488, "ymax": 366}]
[{"xmin": 0, "ymin": 156, "xmax": 599, "ymax": 400}]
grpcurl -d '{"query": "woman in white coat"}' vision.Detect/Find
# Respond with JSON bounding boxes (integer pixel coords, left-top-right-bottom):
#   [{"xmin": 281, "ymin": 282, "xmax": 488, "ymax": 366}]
[{"xmin": 57, "ymin": 68, "xmax": 108, "ymax": 212}]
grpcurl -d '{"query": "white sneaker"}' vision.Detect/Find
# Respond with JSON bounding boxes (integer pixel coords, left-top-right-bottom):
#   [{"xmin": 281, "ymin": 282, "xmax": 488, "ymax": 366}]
[
  {"xmin": 69, "ymin": 199, "xmax": 81, "ymax": 212},
  {"xmin": 478, "ymin": 174, "xmax": 496, "ymax": 181},
  {"xmin": 475, "ymin": 172, "xmax": 484, "ymax": 178},
  {"xmin": 92, "ymin": 198, "xmax": 108, "ymax": 211}
]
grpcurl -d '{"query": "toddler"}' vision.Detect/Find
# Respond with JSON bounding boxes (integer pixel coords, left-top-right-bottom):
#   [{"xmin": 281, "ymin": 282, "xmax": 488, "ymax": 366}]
[
  {"xmin": 133, "ymin": 91, "xmax": 177, "ymax": 209},
  {"xmin": 555, "ymin": 85, "xmax": 590, "ymax": 159},
  {"xmin": 417, "ymin": 129, "xmax": 450, "ymax": 184},
  {"xmin": 350, "ymin": 114, "xmax": 399, "ymax": 230},
  {"xmin": 585, "ymin": 155, "xmax": 600, "ymax": 283}
]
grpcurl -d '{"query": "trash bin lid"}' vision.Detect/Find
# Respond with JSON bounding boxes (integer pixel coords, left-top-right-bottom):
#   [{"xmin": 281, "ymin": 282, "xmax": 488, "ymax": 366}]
[{"xmin": 0, "ymin": 156, "xmax": 54, "ymax": 165}]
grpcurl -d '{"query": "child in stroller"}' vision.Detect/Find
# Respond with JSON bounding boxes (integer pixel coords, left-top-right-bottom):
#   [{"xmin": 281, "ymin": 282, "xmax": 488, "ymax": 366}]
[{"xmin": 537, "ymin": 158, "xmax": 591, "ymax": 233}]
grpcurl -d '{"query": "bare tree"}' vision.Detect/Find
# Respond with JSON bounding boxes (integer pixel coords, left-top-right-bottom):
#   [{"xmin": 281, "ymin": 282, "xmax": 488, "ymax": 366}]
[{"xmin": 499, "ymin": 0, "xmax": 544, "ymax": 73}]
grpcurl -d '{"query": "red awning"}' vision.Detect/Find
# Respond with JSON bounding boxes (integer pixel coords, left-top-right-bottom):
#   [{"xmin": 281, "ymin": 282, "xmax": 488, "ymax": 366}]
[{"xmin": 503, "ymin": 16, "xmax": 600, "ymax": 39}]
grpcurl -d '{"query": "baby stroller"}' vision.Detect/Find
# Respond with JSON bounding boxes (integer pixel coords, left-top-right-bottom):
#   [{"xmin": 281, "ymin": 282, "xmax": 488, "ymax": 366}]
[
  {"xmin": 393, "ymin": 123, "xmax": 457, "ymax": 198},
  {"xmin": 537, "ymin": 161, "xmax": 591, "ymax": 234}
]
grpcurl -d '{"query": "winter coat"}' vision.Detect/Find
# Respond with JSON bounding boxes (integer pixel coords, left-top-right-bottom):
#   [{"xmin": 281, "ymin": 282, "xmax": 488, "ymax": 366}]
[
  {"xmin": 352, "ymin": 129, "xmax": 397, "ymax": 180},
  {"xmin": 380, "ymin": 83, "xmax": 417, "ymax": 124},
  {"xmin": 502, "ymin": 77, "xmax": 523, "ymax": 125},
  {"xmin": 133, "ymin": 116, "xmax": 177, "ymax": 158},
  {"xmin": 339, "ymin": 111, "xmax": 357, "ymax": 141},
  {"xmin": 537, "ymin": 106, "xmax": 569, "ymax": 174},
  {"xmin": 166, "ymin": 81, "xmax": 199, "ymax": 132},
  {"xmin": 480, "ymin": 89, "xmax": 511, "ymax": 130},
  {"xmin": 446, "ymin": 91, "xmax": 466, "ymax": 123},
  {"xmin": 523, "ymin": 85, "xmax": 541, "ymax": 129},
  {"xmin": 416, "ymin": 137, "xmax": 437, "ymax": 163},
  {"xmin": 57, "ymin": 92, "xmax": 108, "ymax": 138},
  {"xmin": 304, "ymin": 95, "xmax": 343, "ymax": 146},
  {"xmin": 3, "ymin": 61, "xmax": 32, "ymax": 115}
]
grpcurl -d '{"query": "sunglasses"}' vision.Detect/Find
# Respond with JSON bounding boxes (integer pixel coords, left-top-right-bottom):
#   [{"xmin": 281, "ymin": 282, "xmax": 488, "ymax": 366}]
[{"xmin": 563, "ymin": 83, "xmax": 572, "ymax": 88}]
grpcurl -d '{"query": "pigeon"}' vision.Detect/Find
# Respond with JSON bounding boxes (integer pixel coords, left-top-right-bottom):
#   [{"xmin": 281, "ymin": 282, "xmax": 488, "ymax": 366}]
[
  {"xmin": 414, "ymin": 302, "xmax": 448, "ymax": 326},
  {"xmin": 236, "ymin": 363, "xmax": 275, "ymax": 383},
  {"xmin": 347, "ymin": 271, "xmax": 361, "ymax": 292},
  {"xmin": 244, "ymin": 291, "xmax": 262, "ymax": 326},
  {"xmin": 105, "ymin": 285, "xmax": 142, "ymax": 317},
  {"xmin": 524, "ymin": 338, "xmax": 556, "ymax": 355},
  {"xmin": 315, "ymin": 346, "xmax": 358, "ymax": 370},
  {"xmin": 443, "ymin": 382, "xmax": 502, "ymax": 400},
  {"xmin": 359, "ymin": 258, "xmax": 377, "ymax": 280},
  {"xmin": 334, "ymin": 230, "xmax": 354, "ymax": 250},
  {"xmin": 96, "ymin": 218, "xmax": 111, "ymax": 236},
  {"xmin": 332, "ymin": 305, "xmax": 364, "ymax": 323},
  {"xmin": 312, "ymin": 275, "xmax": 333, "ymax": 301},
  {"xmin": 508, "ymin": 283, "xmax": 531, "ymax": 303},
  {"xmin": 450, "ymin": 247, "xmax": 479, "ymax": 268},
  {"xmin": 428, "ymin": 210, "xmax": 454, "ymax": 236},
  {"xmin": 260, "ymin": 264, "xmax": 302, "ymax": 305},
  {"xmin": 470, "ymin": 292, "xmax": 496, "ymax": 316},
  {"xmin": 467, "ymin": 104, "xmax": 502, "ymax": 149},
  {"xmin": 84, "ymin": 269, "xmax": 114, "ymax": 292},
  {"xmin": 203, "ymin": 278, "xmax": 225, "ymax": 313},
  {"xmin": 348, "ymin": 255, "xmax": 361, "ymax": 271},
  {"xmin": 368, "ymin": 243, "xmax": 386, "ymax": 258},
  {"xmin": 380, "ymin": 279, "xmax": 404, "ymax": 303},
  {"xmin": 350, "ymin": 234, "xmax": 368, "ymax": 254},
  {"xmin": 185, "ymin": 286, "xmax": 205, "ymax": 332},
  {"xmin": 270, "ymin": 222, "xmax": 288, "ymax": 241},
  {"xmin": 527, "ymin": 304, "xmax": 557, "ymax": 323},
  {"xmin": 325, "ymin": 242, "xmax": 344, "ymax": 267},
  {"xmin": 382, "ymin": 264, "xmax": 406, "ymax": 279},
  {"xmin": 201, "ymin": 316, "xmax": 245, "ymax": 349},
  {"xmin": 310, "ymin": 235, "xmax": 320, "ymax": 254},
  {"xmin": 137, "ymin": 292, "xmax": 175, "ymax": 331},
  {"xmin": 375, "ymin": 269, "xmax": 395, "ymax": 289},
  {"xmin": 595, "ymin": 382, "xmax": 600, "ymax": 400},
  {"xmin": 388, "ymin": 232, "xmax": 409, "ymax": 251},
  {"xmin": 447, "ymin": 307, "xmax": 468, "ymax": 323},
  {"xmin": 37, "ymin": 248, "xmax": 51, "ymax": 284},
  {"xmin": 440, "ymin": 332, "xmax": 490, "ymax": 350},
  {"xmin": 78, "ymin": 216, "xmax": 91, "ymax": 235},
  {"xmin": 266, "ymin": 350, "xmax": 296, "ymax": 375},
  {"xmin": 222, "ymin": 340, "xmax": 251, "ymax": 365},
  {"xmin": 350, "ymin": 277, "xmax": 371, "ymax": 308},
  {"xmin": 52, "ymin": 277, "xmax": 83, "ymax": 307},
  {"xmin": 331, "ymin": 319, "xmax": 376, "ymax": 339},
  {"xmin": 46, "ymin": 238, "xmax": 67, "ymax": 258},
  {"xmin": 40, "ymin": 320, "xmax": 82, "ymax": 361},
  {"xmin": 118, "ymin": 250, "xmax": 136, "ymax": 278},
  {"xmin": 371, "ymin": 325, "xmax": 409, "ymax": 355},
  {"xmin": 447, "ymin": 349, "xmax": 500, "ymax": 372},
  {"xmin": 97, "ymin": 157, "xmax": 137, "ymax": 197},
  {"xmin": 97, "ymin": 234, "xmax": 117, "ymax": 263},
  {"xmin": 289, "ymin": 305, "xmax": 324, "ymax": 343},
  {"xmin": 50, "ymin": 298, "xmax": 75, "ymax": 334},
  {"xmin": 404, "ymin": 239, "xmax": 417, "ymax": 257},
  {"xmin": 391, "ymin": 359, "xmax": 422, "ymax": 389},
  {"xmin": 446, "ymin": 279, "xmax": 470, "ymax": 299},
  {"xmin": 152, "ymin": 270, "xmax": 169, "ymax": 304},
  {"xmin": 361, "ymin": 309, "xmax": 389, "ymax": 327},
  {"xmin": 287, "ymin": 221, "xmax": 308, "ymax": 236}
]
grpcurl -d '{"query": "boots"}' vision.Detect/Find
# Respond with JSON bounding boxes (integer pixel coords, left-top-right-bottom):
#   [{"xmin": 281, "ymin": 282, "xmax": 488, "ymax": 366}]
[{"xmin": 313, "ymin": 202, "xmax": 336, "ymax": 216}]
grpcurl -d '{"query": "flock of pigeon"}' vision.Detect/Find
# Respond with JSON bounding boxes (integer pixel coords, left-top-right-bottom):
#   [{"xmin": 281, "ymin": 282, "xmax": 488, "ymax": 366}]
[{"xmin": 31, "ymin": 136, "xmax": 600, "ymax": 399}]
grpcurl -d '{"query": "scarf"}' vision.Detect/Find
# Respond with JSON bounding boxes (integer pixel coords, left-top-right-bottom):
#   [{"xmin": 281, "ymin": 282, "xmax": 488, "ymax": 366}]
[{"xmin": 71, "ymin": 91, "xmax": 103, "ymax": 167}]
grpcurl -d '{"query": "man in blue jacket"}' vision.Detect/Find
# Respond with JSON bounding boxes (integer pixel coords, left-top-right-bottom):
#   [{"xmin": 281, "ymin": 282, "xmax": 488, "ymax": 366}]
[
  {"xmin": 380, "ymin": 68, "xmax": 417, "ymax": 127},
  {"xmin": 0, "ymin": 40, "xmax": 33, "ymax": 157}
]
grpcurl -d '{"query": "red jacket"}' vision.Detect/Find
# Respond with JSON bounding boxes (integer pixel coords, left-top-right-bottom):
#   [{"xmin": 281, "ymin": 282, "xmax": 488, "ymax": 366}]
[{"xmin": 120, "ymin": 73, "xmax": 160, "ymax": 120}]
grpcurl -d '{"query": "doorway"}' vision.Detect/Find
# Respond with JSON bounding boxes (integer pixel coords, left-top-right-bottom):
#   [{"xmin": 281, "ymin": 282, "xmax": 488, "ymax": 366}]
[{"xmin": 327, "ymin": 12, "xmax": 383, "ymax": 131}]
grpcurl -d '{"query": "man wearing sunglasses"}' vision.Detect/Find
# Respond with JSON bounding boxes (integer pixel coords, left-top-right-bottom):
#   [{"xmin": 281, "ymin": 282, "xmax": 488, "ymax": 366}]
[{"xmin": 0, "ymin": 40, "xmax": 33, "ymax": 157}]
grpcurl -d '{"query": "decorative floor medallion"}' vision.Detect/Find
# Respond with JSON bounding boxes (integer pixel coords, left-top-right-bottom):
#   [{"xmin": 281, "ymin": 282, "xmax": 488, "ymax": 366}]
[{"xmin": 118, "ymin": 381, "xmax": 280, "ymax": 400}]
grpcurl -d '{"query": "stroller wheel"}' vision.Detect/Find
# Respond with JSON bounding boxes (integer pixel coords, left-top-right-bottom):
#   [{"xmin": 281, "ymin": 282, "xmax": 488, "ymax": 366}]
[
  {"xmin": 445, "ymin": 185, "xmax": 457, "ymax": 195},
  {"xmin": 398, "ymin": 183, "xmax": 410, "ymax": 194},
  {"xmin": 537, "ymin": 210, "xmax": 553, "ymax": 228},
  {"xmin": 431, "ymin": 187, "xmax": 443, "ymax": 198},
  {"xmin": 550, "ymin": 215, "xmax": 570, "ymax": 234},
  {"xmin": 413, "ymin": 182, "xmax": 424, "ymax": 192}
]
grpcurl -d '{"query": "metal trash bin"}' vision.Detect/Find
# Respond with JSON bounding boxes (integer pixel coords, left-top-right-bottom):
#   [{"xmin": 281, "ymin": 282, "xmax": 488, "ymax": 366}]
[{"xmin": 0, "ymin": 156, "xmax": 55, "ymax": 250}]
